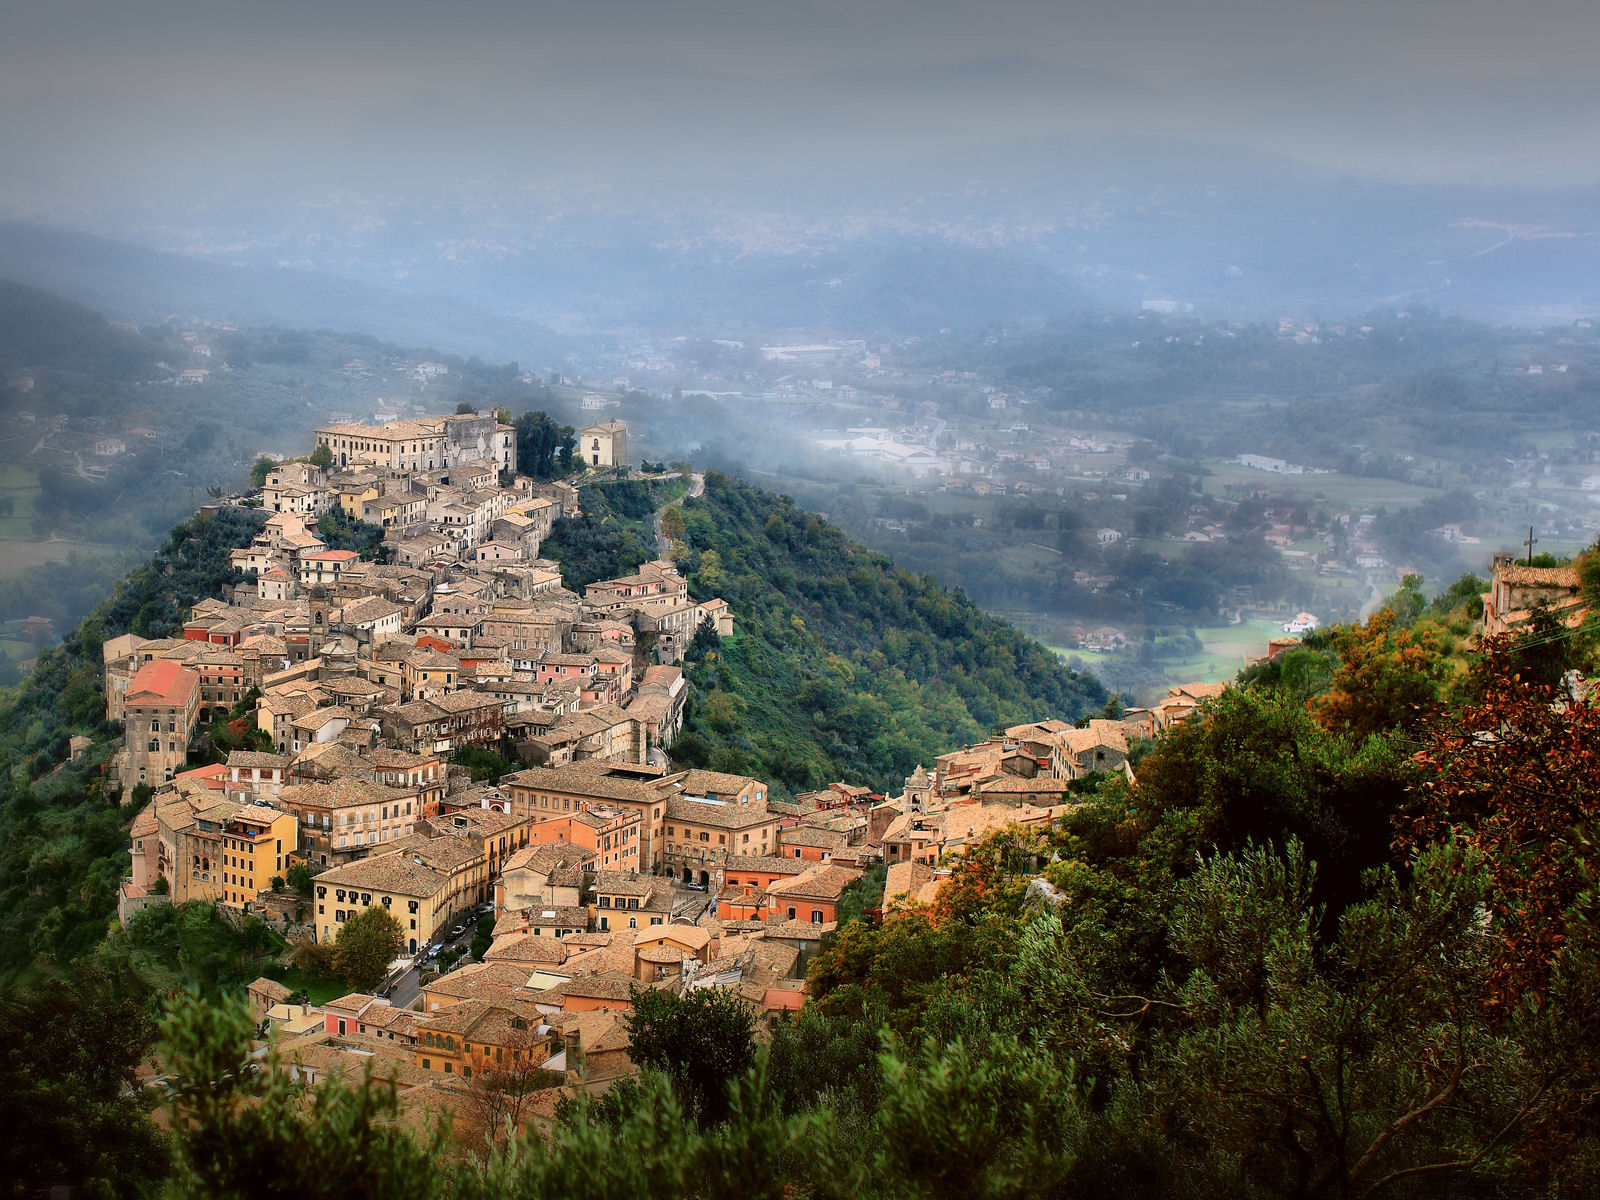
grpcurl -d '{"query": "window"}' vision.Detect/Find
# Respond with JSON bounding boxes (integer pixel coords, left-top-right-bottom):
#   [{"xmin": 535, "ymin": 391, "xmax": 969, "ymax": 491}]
[
  {"xmin": 628, "ymin": 917, "xmax": 637, "ymax": 929},
  {"xmin": 812, "ymin": 909, "xmax": 824, "ymax": 924}
]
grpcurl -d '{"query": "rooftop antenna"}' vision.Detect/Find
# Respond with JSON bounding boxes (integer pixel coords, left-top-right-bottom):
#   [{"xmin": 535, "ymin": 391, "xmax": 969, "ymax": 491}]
[{"xmin": 1525, "ymin": 525, "xmax": 1538, "ymax": 567}]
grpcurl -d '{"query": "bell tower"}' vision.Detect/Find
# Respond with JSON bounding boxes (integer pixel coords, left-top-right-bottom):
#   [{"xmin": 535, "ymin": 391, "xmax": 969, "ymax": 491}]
[{"xmin": 308, "ymin": 586, "xmax": 332, "ymax": 659}]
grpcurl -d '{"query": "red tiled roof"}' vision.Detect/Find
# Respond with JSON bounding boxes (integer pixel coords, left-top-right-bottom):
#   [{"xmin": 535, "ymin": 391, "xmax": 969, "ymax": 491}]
[{"xmin": 126, "ymin": 659, "xmax": 199, "ymax": 707}]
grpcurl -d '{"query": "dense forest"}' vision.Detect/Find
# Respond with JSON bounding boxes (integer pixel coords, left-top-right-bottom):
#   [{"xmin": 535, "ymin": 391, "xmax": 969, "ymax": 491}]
[{"xmin": 542, "ymin": 477, "xmax": 677, "ymax": 591}]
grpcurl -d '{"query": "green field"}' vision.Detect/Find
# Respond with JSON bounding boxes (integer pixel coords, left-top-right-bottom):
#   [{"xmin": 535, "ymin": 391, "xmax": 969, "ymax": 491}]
[
  {"xmin": 268, "ymin": 968, "xmax": 354, "ymax": 1007},
  {"xmin": 1038, "ymin": 615, "xmax": 1296, "ymax": 704},
  {"xmin": 0, "ymin": 462, "xmax": 39, "ymax": 542},
  {"xmin": 1200, "ymin": 461, "xmax": 1444, "ymax": 508}
]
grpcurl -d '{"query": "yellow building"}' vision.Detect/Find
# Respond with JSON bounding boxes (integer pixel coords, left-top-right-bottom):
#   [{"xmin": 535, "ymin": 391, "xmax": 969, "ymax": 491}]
[
  {"xmin": 218, "ymin": 804, "xmax": 299, "ymax": 908},
  {"xmin": 336, "ymin": 481, "xmax": 380, "ymax": 519},
  {"xmin": 578, "ymin": 420, "xmax": 628, "ymax": 469},
  {"xmin": 415, "ymin": 998, "xmax": 552, "ymax": 1079},
  {"xmin": 314, "ymin": 836, "xmax": 486, "ymax": 956},
  {"xmin": 315, "ymin": 852, "xmax": 451, "ymax": 957},
  {"xmin": 316, "ymin": 420, "xmax": 447, "ymax": 473}
]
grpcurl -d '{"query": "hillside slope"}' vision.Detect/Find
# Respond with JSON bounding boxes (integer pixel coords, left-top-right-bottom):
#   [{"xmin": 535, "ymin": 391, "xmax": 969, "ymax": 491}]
[
  {"xmin": 0, "ymin": 221, "xmax": 562, "ymax": 363},
  {"xmin": 667, "ymin": 472, "xmax": 1106, "ymax": 791},
  {"xmin": 0, "ymin": 508, "xmax": 265, "ymax": 975}
]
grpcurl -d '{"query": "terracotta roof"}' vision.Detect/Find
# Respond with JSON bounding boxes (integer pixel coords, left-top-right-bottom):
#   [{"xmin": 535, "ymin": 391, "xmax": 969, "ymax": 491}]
[
  {"xmin": 717, "ymin": 853, "xmax": 810, "ymax": 876},
  {"xmin": 766, "ymin": 864, "xmax": 861, "ymax": 903},
  {"xmin": 503, "ymin": 765, "xmax": 659, "ymax": 805},
  {"xmin": 1498, "ymin": 568, "xmax": 1581, "ymax": 596},
  {"xmin": 758, "ymin": 918, "xmax": 837, "ymax": 940},
  {"xmin": 776, "ymin": 826, "xmax": 847, "ymax": 848},
  {"xmin": 664, "ymin": 796, "xmax": 774, "ymax": 830},
  {"xmin": 486, "ymin": 932, "xmax": 580, "ymax": 965},
  {"xmin": 503, "ymin": 842, "xmax": 595, "ymax": 875},
  {"xmin": 249, "ymin": 977, "xmax": 293, "ymax": 1002},
  {"xmin": 125, "ymin": 659, "xmax": 199, "ymax": 707},
  {"xmin": 316, "ymin": 853, "xmax": 448, "ymax": 899},
  {"xmin": 227, "ymin": 750, "xmax": 290, "ymax": 770},
  {"xmin": 424, "ymin": 961, "xmax": 538, "ymax": 999}
]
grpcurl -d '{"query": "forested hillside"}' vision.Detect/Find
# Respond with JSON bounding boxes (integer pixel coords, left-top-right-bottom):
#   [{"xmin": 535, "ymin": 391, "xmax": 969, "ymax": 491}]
[
  {"xmin": 667, "ymin": 472, "xmax": 1107, "ymax": 791},
  {"xmin": 0, "ymin": 508, "xmax": 264, "ymax": 975}
]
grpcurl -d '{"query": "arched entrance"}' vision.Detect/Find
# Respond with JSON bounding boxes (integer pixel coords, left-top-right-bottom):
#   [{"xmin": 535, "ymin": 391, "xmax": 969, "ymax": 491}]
[
  {"xmin": 699, "ymin": 870, "xmax": 710, "ymax": 887},
  {"xmin": 682, "ymin": 867, "xmax": 692, "ymax": 884}
]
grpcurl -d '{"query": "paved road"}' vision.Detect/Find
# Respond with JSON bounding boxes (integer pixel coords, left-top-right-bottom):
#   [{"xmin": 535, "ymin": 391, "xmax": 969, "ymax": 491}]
[
  {"xmin": 653, "ymin": 472, "xmax": 704, "ymax": 557},
  {"xmin": 383, "ymin": 914, "xmax": 484, "ymax": 1010}
]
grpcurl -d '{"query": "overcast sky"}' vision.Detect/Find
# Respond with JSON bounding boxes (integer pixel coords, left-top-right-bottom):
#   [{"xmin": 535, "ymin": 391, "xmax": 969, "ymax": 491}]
[
  {"xmin": 8, "ymin": 0, "xmax": 1600, "ymax": 81},
  {"xmin": 5, "ymin": 0, "xmax": 1600, "ymax": 203}
]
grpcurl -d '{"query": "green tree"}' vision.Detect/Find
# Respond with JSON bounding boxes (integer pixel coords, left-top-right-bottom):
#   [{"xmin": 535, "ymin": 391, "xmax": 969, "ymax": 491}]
[
  {"xmin": 161, "ymin": 990, "xmax": 450, "ymax": 1200},
  {"xmin": 1130, "ymin": 841, "xmax": 1599, "ymax": 1197},
  {"xmin": 287, "ymin": 861, "xmax": 315, "ymax": 897},
  {"xmin": 0, "ymin": 961, "xmax": 169, "ymax": 1198},
  {"xmin": 625, "ymin": 984, "xmax": 758, "ymax": 1127},
  {"xmin": 308, "ymin": 442, "xmax": 333, "ymax": 470},
  {"xmin": 249, "ymin": 456, "xmax": 278, "ymax": 489},
  {"xmin": 513, "ymin": 410, "xmax": 576, "ymax": 480},
  {"xmin": 470, "ymin": 912, "xmax": 495, "ymax": 962},
  {"xmin": 332, "ymin": 907, "xmax": 405, "ymax": 992},
  {"xmin": 875, "ymin": 1035, "xmax": 1083, "ymax": 1200}
]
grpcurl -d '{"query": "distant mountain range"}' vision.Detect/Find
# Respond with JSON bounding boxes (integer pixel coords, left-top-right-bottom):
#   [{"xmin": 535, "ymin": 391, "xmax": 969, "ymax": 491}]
[{"xmin": 0, "ymin": 221, "xmax": 563, "ymax": 365}]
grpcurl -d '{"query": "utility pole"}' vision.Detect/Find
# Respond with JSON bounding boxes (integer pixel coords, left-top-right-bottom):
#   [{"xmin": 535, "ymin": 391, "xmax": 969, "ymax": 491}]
[{"xmin": 1525, "ymin": 525, "xmax": 1538, "ymax": 567}]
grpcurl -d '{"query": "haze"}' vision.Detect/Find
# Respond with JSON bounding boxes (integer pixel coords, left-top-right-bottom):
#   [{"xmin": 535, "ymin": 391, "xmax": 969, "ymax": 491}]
[{"xmin": 5, "ymin": 0, "xmax": 1600, "ymax": 339}]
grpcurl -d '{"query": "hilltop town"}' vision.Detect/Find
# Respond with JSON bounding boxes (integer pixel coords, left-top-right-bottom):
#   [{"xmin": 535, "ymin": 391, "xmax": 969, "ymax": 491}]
[{"xmin": 84, "ymin": 405, "xmax": 1184, "ymax": 1123}]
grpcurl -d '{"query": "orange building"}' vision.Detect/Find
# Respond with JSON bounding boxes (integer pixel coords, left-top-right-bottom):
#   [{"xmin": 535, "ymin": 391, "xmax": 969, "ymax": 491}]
[
  {"xmin": 525, "ymin": 803, "xmax": 641, "ymax": 873},
  {"xmin": 764, "ymin": 864, "xmax": 862, "ymax": 926}
]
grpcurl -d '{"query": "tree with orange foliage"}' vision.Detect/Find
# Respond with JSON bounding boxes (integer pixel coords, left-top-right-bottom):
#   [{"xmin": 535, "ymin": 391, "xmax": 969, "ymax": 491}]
[{"xmin": 1313, "ymin": 607, "xmax": 1449, "ymax": 740}]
